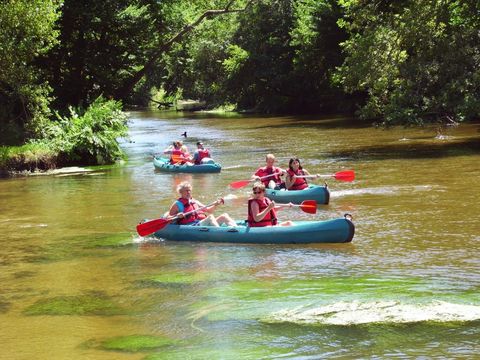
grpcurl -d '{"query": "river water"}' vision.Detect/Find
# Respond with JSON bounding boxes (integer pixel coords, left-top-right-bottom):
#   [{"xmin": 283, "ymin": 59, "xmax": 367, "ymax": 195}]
[{"xmin": 1, "ymin": 110, "xmax": 479, "ymax": 359}]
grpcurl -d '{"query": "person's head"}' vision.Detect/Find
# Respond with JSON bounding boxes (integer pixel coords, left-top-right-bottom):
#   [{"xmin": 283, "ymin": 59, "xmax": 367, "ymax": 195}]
[
  {"xmin": 289, "ymin": 157, "xmax": 303, "ymax": 171},
  {"xmin": 265, "ymin": 154, "xmax": 275, "ymax": 167},
  {"xmin": 177, "ymin": 181, "xmax": 192, "ymax": 199},
  {"xmin": 173, "ymin": 140, "xmax": 183, "ymax": 149},
  {"xmin": 196, "ymin": 141, "xmax": 204, "ymax": 149},
  {"xmin": 252, "ymin": 182, "xmax": 266, "ymax": 198}
]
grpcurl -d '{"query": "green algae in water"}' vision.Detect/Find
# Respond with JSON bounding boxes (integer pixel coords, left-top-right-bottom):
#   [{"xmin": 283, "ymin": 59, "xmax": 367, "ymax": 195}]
[
  {"xmin": 23, "ymin": 291, "xmax": 124, "ymax": 316},
  {"xmin": 85, "ymin": 233, "xmax": 133, "ymax": 248},
  {"xmin": 138, "ymin": 270, "xmax": 231, "ymax": 288},
  {"xmin": 87, "ymin": 335, "xmax": 178, "ymax": 352},
  {"xmin": 0, "ymin": 301, "xmax": 11, "ymax": 314}
]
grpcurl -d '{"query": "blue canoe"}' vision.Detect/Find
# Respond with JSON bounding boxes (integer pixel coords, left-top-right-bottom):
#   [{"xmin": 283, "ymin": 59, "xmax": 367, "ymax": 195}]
[
  {"xmin": 153, "ymin": 157, "xmax": 221, "ymax": 173},
  {"xmin": 153, "ymin": 216, "xmax": 354, "ymax": 244},
  {"xmin": 265, "ymin": 184, "xmax": 330, "ymax": 205}
]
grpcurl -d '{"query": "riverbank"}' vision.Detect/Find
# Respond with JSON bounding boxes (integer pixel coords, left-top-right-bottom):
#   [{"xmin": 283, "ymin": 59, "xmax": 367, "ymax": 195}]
[{"xmin": 0, "ymin": 98, "xmax": 128, "ymax": 178}]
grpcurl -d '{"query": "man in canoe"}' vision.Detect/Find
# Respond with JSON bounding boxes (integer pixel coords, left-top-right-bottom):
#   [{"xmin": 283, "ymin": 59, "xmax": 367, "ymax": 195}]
[
  {"xmin": 192, "ymin": 141, "xmax": 213, "ymax": 165},
  {"xmin": 167, "ymin": 181, "xmax": 237, "ymax": 227},
  {"xmin": 251, "ymin": 154, "xmax": 285, "ymax": 189},
  {"xmin": 247, "ymin": 182, "xmax": 293, "ymax": 227},
  {"xmin": 285, "ymin": 157, "xmax": 320, "ymax": 190}
]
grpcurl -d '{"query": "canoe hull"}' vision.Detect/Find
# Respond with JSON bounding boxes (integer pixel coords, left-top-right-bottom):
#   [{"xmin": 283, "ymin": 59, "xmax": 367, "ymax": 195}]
[
  {"xmin": 153, "ymin": 218, "xmax": 354, "ymax": 244},
  {"xmin": 265, "ymin": 185, "xmax": 330, "ymax": 205},
  {"xmin": 153, "ymin": 157, "xmax": 221, "ymax": 173}
]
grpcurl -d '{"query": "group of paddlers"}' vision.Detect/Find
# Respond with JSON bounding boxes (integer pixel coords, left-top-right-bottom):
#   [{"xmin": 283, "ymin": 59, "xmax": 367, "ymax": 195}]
[
  {"xmin": 163, "ymin": 140, "xmax": 212, "ymax": 165},
  {"xmin": 163, "ymin": 150, "xmax": 320, "ymax": 228}
]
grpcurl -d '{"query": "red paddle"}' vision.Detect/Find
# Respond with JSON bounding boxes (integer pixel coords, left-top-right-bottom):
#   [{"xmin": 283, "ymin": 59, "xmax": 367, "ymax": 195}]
[
  {"xmin": 276, "ymin": 200, "xmax": 317, "ymax": 214},
  {"xmin": 136, "ymin": 200, "xmax": 218, "ymax": 237},
  {"xmin": 229, "ymin": 173, "xmax": 280, "ymax": 189},
  {"xmin": 296, "ymin": 170, "xmax": 355, "ymax": 182}
]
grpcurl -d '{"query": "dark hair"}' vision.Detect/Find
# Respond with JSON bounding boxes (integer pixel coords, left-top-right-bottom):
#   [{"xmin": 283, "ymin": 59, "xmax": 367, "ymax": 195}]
[
  {"xmin": 196, "ymin": 141, "xmax": 203, "ymax": 146},
  {"xmin": 289, "ymin": 158, "xmax": 303, "ymax": 171}
]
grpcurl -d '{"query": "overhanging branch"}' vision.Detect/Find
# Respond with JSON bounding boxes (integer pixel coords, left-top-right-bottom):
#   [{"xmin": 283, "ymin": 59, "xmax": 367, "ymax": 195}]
[{"xmin": 115, "ymin": 0, "xmax": 256, "ymax": 99}]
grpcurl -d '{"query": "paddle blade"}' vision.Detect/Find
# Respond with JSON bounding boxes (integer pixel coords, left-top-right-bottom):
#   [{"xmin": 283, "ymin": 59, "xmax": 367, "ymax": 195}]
[
  {"xmin": 300, "ymin": 200, "xmax": 317, "ymax": 214},
  {"xmin": 229, "ymin": 180, "xmax": 250, "ymax": 189},
  {"xmin": 334, "ymin": 170, "xmax": 355, "ymax": 182},
  {"xmin": 136, "ymin": 218, "xmax": 170, "ymax": 237}
]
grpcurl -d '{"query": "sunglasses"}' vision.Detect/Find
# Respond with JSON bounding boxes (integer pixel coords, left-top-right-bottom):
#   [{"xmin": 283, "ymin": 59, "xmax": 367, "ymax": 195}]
[{"xmin": 253, "ymin": 190, "xmax": 263, "ymax": 194}]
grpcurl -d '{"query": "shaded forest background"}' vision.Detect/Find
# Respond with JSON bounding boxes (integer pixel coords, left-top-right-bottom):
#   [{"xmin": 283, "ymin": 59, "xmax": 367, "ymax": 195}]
[{"xmin": 1, "ymin": 0, "xmax": 479, "ymax": 147}]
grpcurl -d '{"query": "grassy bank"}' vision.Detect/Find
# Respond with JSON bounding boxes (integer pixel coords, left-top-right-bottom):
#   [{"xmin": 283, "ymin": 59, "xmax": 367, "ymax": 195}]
[
  {"xmin": 0, "ymin": 97, "xmax": 128, "ymax": 177},
  {"xmin": 0, "ymin": 143, "xmax": 59, "ymax": 176}
]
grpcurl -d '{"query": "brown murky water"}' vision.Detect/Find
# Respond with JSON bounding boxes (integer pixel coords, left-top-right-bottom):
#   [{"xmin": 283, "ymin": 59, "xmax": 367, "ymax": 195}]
[{"xmin": 1, "ymin": 111, "xmax": 479, "ymax": 359}]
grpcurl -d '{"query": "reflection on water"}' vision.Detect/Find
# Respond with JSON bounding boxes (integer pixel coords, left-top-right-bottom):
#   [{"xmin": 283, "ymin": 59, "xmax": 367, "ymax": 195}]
[{"xmin": 1, "ymin": 111, "xmax": 480, "ymax": 359}]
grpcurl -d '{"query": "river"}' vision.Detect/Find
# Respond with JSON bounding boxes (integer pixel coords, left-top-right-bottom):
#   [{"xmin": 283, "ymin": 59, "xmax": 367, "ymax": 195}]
[{"xmin": 1, "ymin": 110, "xmax": 479, "ymax": 359}]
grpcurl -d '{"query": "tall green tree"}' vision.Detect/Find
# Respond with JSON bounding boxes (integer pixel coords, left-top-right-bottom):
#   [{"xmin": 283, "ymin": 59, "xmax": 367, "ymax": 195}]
[
  {"xmin": 0, "ymin": 0, "xmax": 61, "ymax": 144},
  {"xmin": 40, "ymin": 0, "xmax": 165, "ymax": 108},
  {"xmin": 336, "ymin": 0, "xmax": 480, "ymax": 126}
]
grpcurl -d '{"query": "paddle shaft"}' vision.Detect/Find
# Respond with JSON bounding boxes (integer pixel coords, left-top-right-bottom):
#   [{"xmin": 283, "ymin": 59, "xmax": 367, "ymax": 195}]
[{"xmin": 170, "ymin": 200, "xmax": 219, "ymax": 220}]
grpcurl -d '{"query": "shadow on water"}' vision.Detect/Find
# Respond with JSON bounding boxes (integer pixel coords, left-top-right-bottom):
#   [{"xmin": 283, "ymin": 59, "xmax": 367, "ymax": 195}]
[
  {"xmin": 330, "ymin": 136, "xmax": 480, "ymax": 160},
  {"xmin": 250, "ymin": 115, "xmax": 373, "ymax": 130}
]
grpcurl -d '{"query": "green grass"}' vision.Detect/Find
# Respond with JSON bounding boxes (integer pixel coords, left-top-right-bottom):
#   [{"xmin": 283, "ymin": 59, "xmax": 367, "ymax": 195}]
[{"xmin": 0, "ymin": 143, "xmax": 58, "ymax": 173}]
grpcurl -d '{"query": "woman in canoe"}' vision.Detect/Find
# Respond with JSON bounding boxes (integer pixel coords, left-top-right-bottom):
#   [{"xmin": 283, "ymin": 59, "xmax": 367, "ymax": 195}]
[
  {"xmin": 167, "ymin": 181, "xmax": 236, "ymax": 227},
  {"xmin": 251, "ymin": 154, "xmax": 285, "ymax": 189},
  {"xmin": 248, "ymin": 182, "xmax": 294, "ymax": 227},
  {"xmin": 163, "ymin": 141, "xmax": 193, "ymax": 165},
  {"xmin": 285, "ymin": 158, "xmax": 319, "ymax": 191}
]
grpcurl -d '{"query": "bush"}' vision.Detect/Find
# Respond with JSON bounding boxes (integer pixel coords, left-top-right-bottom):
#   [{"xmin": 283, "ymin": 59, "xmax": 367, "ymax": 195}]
[{"xmin": 44, "ymin": 97, "xmax": 129, "ymax": 165}]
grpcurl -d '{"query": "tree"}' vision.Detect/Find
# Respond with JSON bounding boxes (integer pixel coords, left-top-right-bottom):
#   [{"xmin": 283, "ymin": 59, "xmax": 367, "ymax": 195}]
[
  {"xmin": 0, "ymin": 0, "xmax": 61, "ymax": 144},
  {"xmin": 336, "ymin": 0, "xmax": 480, "ymax": 126}
]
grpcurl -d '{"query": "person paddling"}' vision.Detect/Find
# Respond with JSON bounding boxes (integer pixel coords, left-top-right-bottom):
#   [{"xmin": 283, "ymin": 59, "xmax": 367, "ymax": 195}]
[
  {"xmin": 285, "ymin": 157, "xmax": 319, "ymax": 190},
  {"xmin": 163, "ymin": 141, "xmax": 192, "ymax": 164},
  {"xmin": 247, "ymin": 182, "xmax": 293, "ymax": 227},
  {"xmin": 166, "ymin": 181, "xmax": 236, "ymax": 227},
  {"xmin": 251, "ymin": 154, "xmax": 285, "ymax": 189},
  {"xmin": 193, "ymin": 141, "xmax": 212, "ymax": 165}
]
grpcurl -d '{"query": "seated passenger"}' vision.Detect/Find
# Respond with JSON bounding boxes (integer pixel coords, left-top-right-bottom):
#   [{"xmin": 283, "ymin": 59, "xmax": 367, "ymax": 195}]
[
  {"xmin": 167, "ymin": 181, "xmax": 236, "ymax": 227},
  {"xmin": 251, "ymin": 154, "xmax": 285, "ymax": 189},
  {"xmin": 193, "ymin": 141, "xmax": 213, "ymax": 165},
  {"xmin": 247, "ymin": 182, "xmax": 293, "ymax": 227},
  {"xmin": 285, "ymin": 157, "xmax": 319, "ymax": 190},
  {"xmin": 163, "ymin": 141, "xmax": 192, "ymax": 164}
]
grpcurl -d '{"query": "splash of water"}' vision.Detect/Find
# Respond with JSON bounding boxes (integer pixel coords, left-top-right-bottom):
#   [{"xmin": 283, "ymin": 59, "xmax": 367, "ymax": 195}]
[{"xmin": 263, "ymin": 300, "xmax": 480, "ymax": 325}]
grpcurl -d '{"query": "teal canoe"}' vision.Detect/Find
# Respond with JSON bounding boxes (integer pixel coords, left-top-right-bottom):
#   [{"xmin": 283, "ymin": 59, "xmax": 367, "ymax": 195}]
[
  {"xmin": 153, "ymin": 216, "xmax": 354, "ymax": 244},
  {"xmin": 153, "ymin": 157, "xmax": 221, "ymax": 173},
  {"xmin": 265, "ymin": 184, "xmax": 330, "ymax": 205}
]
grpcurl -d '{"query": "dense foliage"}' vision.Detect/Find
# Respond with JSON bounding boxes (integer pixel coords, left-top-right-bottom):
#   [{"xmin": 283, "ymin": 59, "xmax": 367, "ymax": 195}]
[
  {"xmin": 0, "ymin": 0, "xmax": 61, "ymax": 144},
  {"xmin": 41, "ymin": 97, "xmax": 128, "ymax": 164},
  {"xmin": 1, "ymin": 0, "xmax": 479, "ymax": 159},
  {"xmin": 336, "ymin": 0, "xmax": 480, "ymax": 126}
]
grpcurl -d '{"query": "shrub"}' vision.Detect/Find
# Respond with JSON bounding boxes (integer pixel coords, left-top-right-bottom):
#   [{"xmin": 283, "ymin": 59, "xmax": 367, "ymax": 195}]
[{"xmin": 44, "ymin": 97, "xmax": 129, "ymax": 165}]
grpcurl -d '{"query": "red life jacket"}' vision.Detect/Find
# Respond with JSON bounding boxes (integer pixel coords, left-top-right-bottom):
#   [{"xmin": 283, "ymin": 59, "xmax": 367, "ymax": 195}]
[
  {"xmin": 286, "ymin": 169, "xmax": 308, "ymax": 190},
  {"xmin": 247, "ymin": 198, "xmax": 277, "ymax": 227},
  {"xmin": 255, "ymin": 166, "xmax": 282, "ymax": 186},
  {"xmin": 176, "ymin": 198, "xmax": 207, "ymax": 225},
  {"xmin": 195, "ymin": 148, "xmax": 210, "ymax": 165}
]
